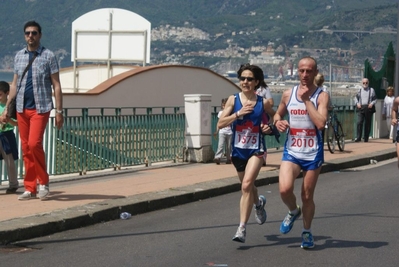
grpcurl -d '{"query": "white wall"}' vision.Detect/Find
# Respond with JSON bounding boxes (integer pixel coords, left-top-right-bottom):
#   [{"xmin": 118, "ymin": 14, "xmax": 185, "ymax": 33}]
[
  {"xmin": 60, "ymin": 65, "xmax": 137, "ymax": 93},
  {"xmin": 62, "ymin": 65, "xmax": 240, "ymax": 108}
]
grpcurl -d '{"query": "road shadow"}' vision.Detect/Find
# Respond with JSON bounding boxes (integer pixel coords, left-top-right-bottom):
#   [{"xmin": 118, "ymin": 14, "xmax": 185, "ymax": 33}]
[
  {"xmin": 237, "ymin": 234, "xmax": 388, "ymax": 250},
  {"xmin": 316, "ymin": 236, "xmax": 388, "ymax": 250},
  {"xmin": 237, "ymin": 234, "xmax": 299, "ymax": 250},
  {"xmin": 46, "ymin": 191, "xmax": 124, "ymax": 201}
]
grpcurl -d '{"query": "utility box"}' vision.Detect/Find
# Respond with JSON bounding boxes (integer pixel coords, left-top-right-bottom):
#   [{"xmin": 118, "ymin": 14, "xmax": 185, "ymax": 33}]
[{"xmin": 184, "ymin": 94, "xmax": 214, "ymax": 162}]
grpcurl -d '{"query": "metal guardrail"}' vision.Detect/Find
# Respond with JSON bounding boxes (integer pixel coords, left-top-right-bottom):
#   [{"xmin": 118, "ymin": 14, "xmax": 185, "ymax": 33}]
[{"xmin": 0, "ymin": 107, "xmax": 185, "ymax": 184}]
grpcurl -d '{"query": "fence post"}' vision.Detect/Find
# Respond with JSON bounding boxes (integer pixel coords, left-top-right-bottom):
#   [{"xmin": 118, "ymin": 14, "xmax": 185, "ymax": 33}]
[{"xmin": 184, "ymin": 94, "xmax": 214, "ymax": 163}]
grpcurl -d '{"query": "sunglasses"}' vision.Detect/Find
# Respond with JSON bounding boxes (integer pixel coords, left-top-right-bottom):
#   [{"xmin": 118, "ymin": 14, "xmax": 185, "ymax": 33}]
[
  {"xmin": 25, "ymin": 31, "xmax": 38, "ymax": 36},
  {"xmin": 239, "ymin": 76, "xmax": 255, "ymax": 82},
  {"xmin": 363, "ymin": 82, "xmax": 368, "ymax": 85}
]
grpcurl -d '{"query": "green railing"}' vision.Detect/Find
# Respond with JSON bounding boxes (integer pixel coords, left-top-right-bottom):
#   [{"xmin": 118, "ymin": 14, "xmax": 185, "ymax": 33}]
[
  {"xmin": 55, "ymin": 107, "xmax": 186, "ymax": 174},
  {"xmin": 0, "ymin": 107, "xmax": 185, "ymax": 184},
  {"xmin": 334, "ymin": 105, "xmax": 357, "ymax": 141}
]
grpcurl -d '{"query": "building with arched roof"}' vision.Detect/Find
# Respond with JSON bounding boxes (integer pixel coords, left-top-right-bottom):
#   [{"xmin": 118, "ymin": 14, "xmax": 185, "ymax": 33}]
[{"xmin": 62, "ymin": 65, "xmax": 241, "ymax": 108}]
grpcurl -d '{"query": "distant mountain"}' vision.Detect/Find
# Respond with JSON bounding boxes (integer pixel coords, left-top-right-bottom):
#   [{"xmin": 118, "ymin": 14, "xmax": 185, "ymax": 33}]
[{"xmin": 0, "ymin": 0, "xmax": 397, "ymax": 71}]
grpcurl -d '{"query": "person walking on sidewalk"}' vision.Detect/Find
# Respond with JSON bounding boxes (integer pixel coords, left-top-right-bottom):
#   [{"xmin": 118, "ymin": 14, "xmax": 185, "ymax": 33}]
[
  {"xmin": 382, "ymin": 86, "xmax": 395, "ymax": 140},
  {"xmin": 218, "ymin": 63, "xmax": 275, "ymax": 243},
  {"xmin": 391, "ymin": 95, "xmax": 399, "ymax": 168},
  {"xmin": 0, "ymin": 81, "xmax": 19, "ymax": 194},
  {"xmin": 0, "ymin": 21, "xmax": 64, "ymax": 200},
  {"xmin": 273, "ymin": 56, "xmax": 329, "ymax": 249},
  {"xmin": 213, "ymin": 98, "xmax": 232, "ymax": 164},
  {"xmin": 354, "ymin": 78, "xmax": 376, "ymax": 142}
]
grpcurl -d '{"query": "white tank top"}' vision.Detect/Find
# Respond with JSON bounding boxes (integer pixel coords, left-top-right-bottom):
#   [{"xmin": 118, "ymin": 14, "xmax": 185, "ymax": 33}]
[{"xmin": 285, "ymin": 86, "xmax": 323, "ymax": 161}]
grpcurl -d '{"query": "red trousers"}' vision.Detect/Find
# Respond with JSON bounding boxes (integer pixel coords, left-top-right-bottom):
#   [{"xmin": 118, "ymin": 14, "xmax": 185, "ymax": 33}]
[{"xmin": 17, "ymin": 109, "xmax": 50, "ymax": 194}]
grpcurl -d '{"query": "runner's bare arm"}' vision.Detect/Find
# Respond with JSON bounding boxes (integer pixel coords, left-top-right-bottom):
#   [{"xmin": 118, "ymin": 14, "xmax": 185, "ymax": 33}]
[
  {"xmin": 263, "ymin": 98, "xmax": 275, "ymax": 119},
  {"xmin": 217, "ymin": 95, "xmax": 236, "ymax": 129},
  {"xmin": 305, "ymin": 90, "xmax": 329, "ymax": 130},
  {"xmin": 273, "ymin": 89, "xmax": 291, "ymax": 132},
  {"xmin": 391, "ymin": 96, "xmax": 399, "ymax": 125},
  {"xmin": 267, "ymin": 97, "xmax": 274, "ymax": 107}
]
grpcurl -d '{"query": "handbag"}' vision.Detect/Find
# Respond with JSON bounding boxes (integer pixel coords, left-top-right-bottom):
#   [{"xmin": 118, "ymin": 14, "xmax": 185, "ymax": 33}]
[{"xmin": 7, "ymin": 52, "xmax": 38, "ymax": 119}]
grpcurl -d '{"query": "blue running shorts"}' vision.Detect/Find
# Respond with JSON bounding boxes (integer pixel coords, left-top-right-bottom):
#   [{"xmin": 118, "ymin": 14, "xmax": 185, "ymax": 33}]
[{"xmin": 282, "ymin": 150, "xmax": 323, "ymax": 171}]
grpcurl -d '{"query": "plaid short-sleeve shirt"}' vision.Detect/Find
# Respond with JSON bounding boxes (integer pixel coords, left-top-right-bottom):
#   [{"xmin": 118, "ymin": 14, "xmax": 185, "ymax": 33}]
[{"xmin": 14, "ymin": 45, "xmax": 59, "ymax": 114}]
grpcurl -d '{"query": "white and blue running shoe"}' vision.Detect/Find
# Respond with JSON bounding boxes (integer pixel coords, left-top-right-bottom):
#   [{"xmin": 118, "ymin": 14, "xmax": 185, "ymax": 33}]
[
  {"xmin": 301, "ymin": 231, "xmax": 315, "ymax": 249},
  {"xmin": 280, "ymin": 206, "xmax": 301, "ymax": 234}
]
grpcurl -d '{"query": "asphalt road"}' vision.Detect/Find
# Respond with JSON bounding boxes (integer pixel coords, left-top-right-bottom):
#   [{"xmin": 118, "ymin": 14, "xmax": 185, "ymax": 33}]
[{"xmin": 1, "ymin": 160, "xmax": 398, "ymax": 267}]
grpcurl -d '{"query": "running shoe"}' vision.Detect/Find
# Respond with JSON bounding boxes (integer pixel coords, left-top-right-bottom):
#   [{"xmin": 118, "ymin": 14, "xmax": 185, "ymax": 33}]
[
  {"xmin": 254, "ymin": 195, "xmax": 267, "ymax": 225},
  {"xmin": 18, "ymin": 191, "xmax": 36, "ymax": 200},
  {"xmin": 232, "ymin": 226, "xmax": 246, "ymax": 243},
  {"xmin": 301, "ymin": 231, "xmax": 314, "ymax": 249},
  {"xmin": 280, "ymin": 205, "xmax": 301, "ymax": 234},
  {"xmin": 38, "ymin": 184, "xmax": 50, "ymax": 200}
]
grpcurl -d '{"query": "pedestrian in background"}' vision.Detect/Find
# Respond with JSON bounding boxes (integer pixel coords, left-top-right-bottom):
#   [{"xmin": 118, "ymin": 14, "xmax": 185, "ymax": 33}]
[
  {"xmin": 218, "ymin": 63, "xmax": 275, "ymax": 243},
  {"xmin": 213, "ymin": 98, "xmax": 232, "ymax": 164},
  {"xmin": 314, "ymin": 73, "xmax": 332, "ymax": 109},
  {"xmin": 274, "ymin": 56, "xmax": 329, "ymax": 249},
  {"xmin": 0, "ymin": 21, "xmax": 64, "ymax": 200},
  {"xmin": 354, "ymin": 78, "xmax": 376, "ymax": 142},
  {"xmin": 256, "ymin": 80, "xmax": 274, "ymax": 166},
  {"xmin": 0, "ymin": 81, "xmax": 19, "ymax": 194},
  {"xmin": 382, "ymin": 86, "xmax": 395, "ymax": 140},
  {"xmin": 256, "ymin": 80, "xmax": 274, "ymax": 107},
  {"xmin": 314, "ymin": 73, "xmax": 332, "ymax": 144},
  {"xmin": 391, "ymin": 95, "xmax": 399, "ymax": 168}
]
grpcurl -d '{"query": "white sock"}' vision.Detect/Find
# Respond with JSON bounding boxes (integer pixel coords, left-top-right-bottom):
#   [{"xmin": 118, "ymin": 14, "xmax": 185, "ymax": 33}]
[
  {"xmin": 303, "ymin": 228, "xmax": 311, "ymax": 233},
  {"xmin": 289, "ymin": 207, "xmax": 299, "ymax": 215}
]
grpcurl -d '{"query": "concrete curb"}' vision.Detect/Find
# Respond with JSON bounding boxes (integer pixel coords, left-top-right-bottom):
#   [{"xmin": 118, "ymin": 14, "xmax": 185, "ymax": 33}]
[{"xmin": 0, "ymin": 148, "xmax": 395, "ymax": 245}]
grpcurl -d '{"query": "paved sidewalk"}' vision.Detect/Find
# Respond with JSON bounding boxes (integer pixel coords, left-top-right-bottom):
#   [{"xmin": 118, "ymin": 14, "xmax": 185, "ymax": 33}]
[{"xmin": 0, "ymin": 138, "xmax": 396, "ymax": 244}]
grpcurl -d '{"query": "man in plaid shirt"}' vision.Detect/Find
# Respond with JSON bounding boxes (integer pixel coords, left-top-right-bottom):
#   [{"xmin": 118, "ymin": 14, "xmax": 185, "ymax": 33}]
[{"xmin": 1, "ymin": 20, "xmax": 64, "ymax": 200}]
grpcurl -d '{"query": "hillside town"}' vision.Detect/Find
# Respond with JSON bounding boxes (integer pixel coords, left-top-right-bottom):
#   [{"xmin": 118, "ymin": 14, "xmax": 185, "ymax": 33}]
[{"xmin": 150, "ymin": 24, "xmax": 386, "ymax": 82}]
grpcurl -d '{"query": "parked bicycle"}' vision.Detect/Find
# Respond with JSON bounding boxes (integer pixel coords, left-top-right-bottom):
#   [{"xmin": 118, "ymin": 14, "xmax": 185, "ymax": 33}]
[{"xmin": 325, "ymin": 106, "xmax": 345, "ymax": 153}]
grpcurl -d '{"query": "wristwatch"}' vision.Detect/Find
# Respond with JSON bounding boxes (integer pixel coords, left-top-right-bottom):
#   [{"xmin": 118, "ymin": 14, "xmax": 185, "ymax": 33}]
[{"xmin": 56, "ymin": 110, "xmax": 63, "ymax": 114}]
